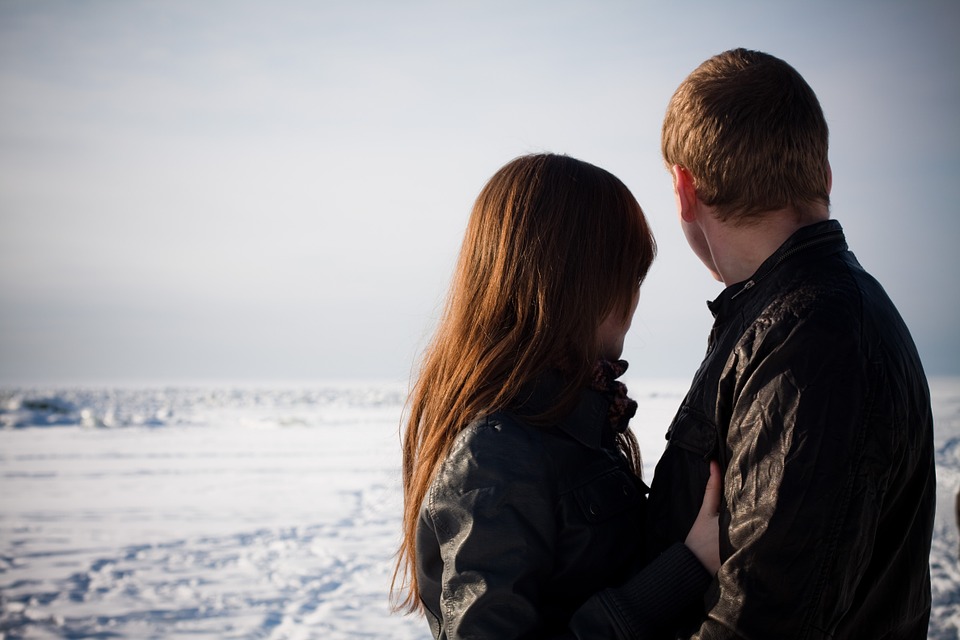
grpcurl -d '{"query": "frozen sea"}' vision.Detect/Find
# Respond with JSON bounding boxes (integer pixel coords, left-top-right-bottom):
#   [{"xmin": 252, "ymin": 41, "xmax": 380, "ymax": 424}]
[{"xmin": 1, "ymin": 377, "xmax": 958, "ymax": 639}]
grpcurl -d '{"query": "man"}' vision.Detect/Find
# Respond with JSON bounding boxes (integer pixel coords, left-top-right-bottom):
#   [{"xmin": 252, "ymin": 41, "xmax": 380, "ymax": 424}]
[{"xmin": 643, "ymin": 48, "xmax": 936, "ymax": 639}]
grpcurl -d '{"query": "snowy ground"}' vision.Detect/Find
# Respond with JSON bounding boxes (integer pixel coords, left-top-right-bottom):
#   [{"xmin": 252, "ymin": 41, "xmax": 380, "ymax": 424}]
[{"xmin": 0, "ymin": 378, "xmax": 957, "ymax": 639}]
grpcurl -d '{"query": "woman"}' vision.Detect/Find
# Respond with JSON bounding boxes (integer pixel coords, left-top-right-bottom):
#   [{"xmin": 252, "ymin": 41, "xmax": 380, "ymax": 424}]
[{"xmin": 393, "ymin": 154, "xmax": 720, "ymax": 638}]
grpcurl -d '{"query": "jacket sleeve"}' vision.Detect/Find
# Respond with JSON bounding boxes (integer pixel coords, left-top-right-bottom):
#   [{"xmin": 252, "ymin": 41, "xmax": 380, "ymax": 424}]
[
  {"xmin": 424, "ymin": 419, "xmax": 561, "ymax": 639},
  {"xmin": 568, "ymin": 542, "xmax": 711, "ymax": 639},
  {"xmin": 689, "ymin": 306, "xmax": 887, "ymax": 639}
]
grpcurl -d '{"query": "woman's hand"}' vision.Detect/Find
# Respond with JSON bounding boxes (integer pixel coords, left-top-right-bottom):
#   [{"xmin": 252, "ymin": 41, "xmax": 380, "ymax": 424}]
[{"xmin": 684, "ymin": 460, "xmax": 722, "ymax": 574}]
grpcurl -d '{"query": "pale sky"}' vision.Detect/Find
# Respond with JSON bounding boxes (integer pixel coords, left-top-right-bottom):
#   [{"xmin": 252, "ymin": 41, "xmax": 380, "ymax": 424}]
[{"xmin": 1, "ymin": 0, "xmax": 958, "ymax": 385}]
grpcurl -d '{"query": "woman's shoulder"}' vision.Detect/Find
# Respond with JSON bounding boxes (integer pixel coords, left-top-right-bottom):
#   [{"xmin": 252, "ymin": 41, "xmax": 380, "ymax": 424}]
[
  {"xmin": 422, "ymin": 413, "xmax": 563, "ymax": 551},
  {"xmin": 447, "ymin": 411, "xmax": 548, "ymax": 468},
  {"xmin": 429, "ymin": 412, "xmax": 557, "ymax": 498}
]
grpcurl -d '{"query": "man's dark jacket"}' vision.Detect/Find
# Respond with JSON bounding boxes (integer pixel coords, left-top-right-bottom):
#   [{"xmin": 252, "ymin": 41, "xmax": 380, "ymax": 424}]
[{"xmin": 644, "ymin": 220, "xmax": 935, "ymax": 639}]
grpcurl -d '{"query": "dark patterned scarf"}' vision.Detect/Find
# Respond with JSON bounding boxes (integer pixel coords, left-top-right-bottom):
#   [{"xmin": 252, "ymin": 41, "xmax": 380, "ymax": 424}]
[{"xmin": 589, "ymin": 359, "xmax": 637, "ymax": 433}]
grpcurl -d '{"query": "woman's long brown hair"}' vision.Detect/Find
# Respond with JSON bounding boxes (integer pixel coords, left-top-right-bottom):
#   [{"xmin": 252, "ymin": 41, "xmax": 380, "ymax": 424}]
[{"xmin": 391, "ymin": 153, "xmax": 656, "ymax": 612}]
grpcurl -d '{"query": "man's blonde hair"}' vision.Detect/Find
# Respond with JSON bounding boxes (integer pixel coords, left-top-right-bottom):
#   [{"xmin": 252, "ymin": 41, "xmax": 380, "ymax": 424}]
[{"xmin": 662, "ymin": 48, "xmax": 831, "ymax": 223}]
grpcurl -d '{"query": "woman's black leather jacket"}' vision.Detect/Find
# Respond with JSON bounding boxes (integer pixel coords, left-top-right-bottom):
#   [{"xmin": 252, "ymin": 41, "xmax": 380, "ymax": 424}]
[{"xmin": 416, "ymin": 383, "xmax": 710, "ymax": 639}]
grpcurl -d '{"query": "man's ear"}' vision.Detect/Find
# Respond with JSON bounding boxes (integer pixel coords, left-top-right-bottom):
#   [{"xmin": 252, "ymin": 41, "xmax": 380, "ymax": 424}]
[{"xmin": 672, "ymin": 165, "xmax": 699, "ymax": 223}]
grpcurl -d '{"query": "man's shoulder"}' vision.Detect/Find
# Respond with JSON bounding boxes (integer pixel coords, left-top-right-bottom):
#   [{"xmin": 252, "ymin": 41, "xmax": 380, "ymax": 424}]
[
  {"xmin": 754, "ymin": 260, "xmax": 861, "ymax": 334},
  {"xmin": 759, "ymin": 248, "xmax": 899, "ymax": 327}
]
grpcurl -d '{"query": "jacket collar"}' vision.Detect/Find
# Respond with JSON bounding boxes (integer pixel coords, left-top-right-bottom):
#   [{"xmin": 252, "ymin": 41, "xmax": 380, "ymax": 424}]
[
  {"xmin": 708, "ymin": 219, "xmax": 847, "ymax": 318},
  {"xmin": 512, "ymin": 372, "xmax": 609, "ymax": 450},
  {"xmin": 555, "ymin": 390, "xmax": 609, "ymax": 449}
]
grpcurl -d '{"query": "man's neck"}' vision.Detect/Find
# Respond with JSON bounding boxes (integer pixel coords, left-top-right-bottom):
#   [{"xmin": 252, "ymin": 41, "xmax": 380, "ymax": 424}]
[{"xmin": 708, "ymin": 207, "xmax": 830, "ymax": 285}]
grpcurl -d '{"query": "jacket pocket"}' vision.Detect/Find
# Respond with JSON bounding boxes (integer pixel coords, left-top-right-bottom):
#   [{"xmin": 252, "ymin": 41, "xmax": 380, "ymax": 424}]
[{"xmin": 666, "ymin": 406, "xmax": 719, "ymax": 460}]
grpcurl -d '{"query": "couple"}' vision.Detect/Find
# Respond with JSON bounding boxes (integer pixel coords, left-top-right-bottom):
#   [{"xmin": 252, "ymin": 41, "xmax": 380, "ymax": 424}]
[{"xmin": 393, "ymin": 49, "xmax": 936, "ymax": 639}]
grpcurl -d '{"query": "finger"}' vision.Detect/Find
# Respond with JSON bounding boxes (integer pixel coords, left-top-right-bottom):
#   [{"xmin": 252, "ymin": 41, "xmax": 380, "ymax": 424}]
[{"xmin": 701, "ymin": 460, "xmax": 722, "ymax": 516}]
